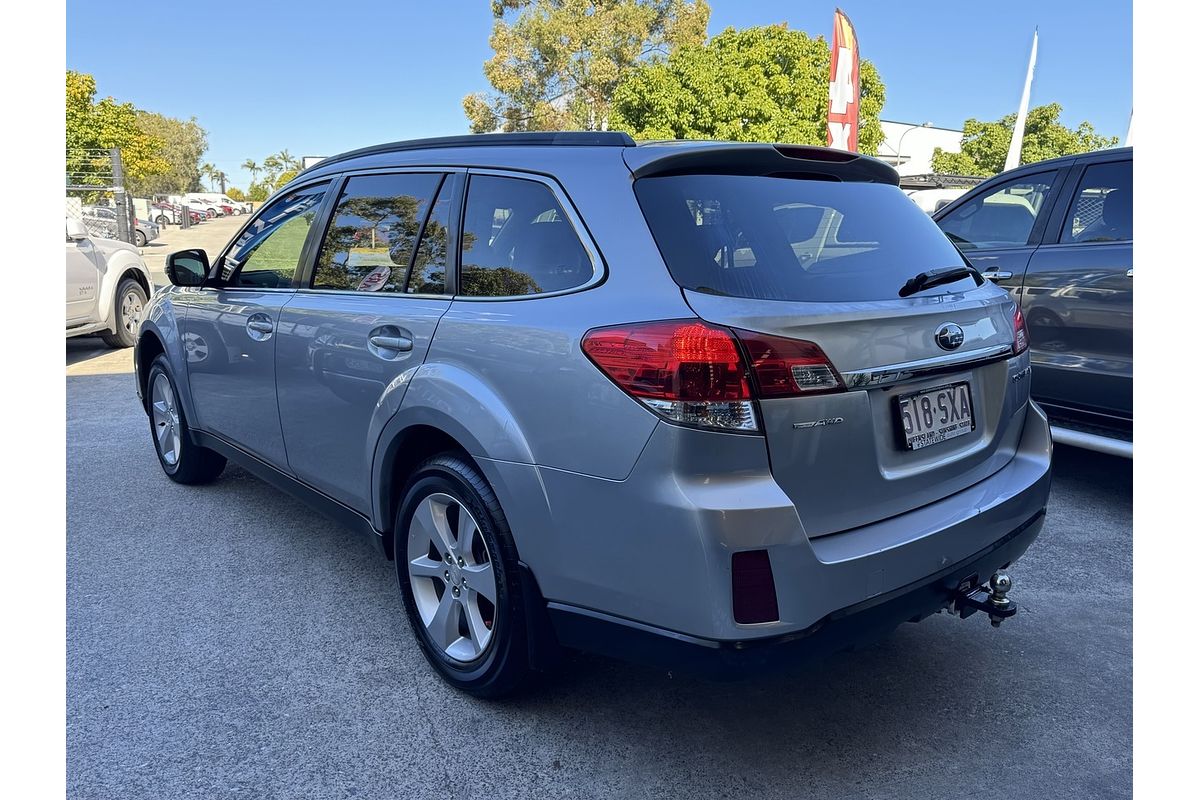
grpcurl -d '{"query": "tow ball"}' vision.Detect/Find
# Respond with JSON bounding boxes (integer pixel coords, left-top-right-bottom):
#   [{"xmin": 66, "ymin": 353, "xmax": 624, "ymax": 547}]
[{"xmin": 951, "ymin": 571, "xmax": 1016, "ymax": 627}]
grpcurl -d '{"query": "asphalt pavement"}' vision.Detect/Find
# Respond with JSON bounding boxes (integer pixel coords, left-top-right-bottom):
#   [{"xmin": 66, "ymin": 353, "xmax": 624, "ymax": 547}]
[{"xmin": 66, "ymin": 343, "xmax": 1132, "ymax": 799}]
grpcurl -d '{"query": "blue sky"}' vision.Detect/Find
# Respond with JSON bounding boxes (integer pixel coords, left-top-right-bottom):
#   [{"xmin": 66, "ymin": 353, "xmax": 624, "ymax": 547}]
[{"xmin": 66, "ymin": 1, "xmax": 1131, "ymax": 191}]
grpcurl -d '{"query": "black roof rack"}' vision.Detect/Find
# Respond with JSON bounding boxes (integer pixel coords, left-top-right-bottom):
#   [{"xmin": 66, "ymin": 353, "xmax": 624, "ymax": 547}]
[{"xmin": 298, "ymin": 131, "xmax": 637, "ymax": 176}]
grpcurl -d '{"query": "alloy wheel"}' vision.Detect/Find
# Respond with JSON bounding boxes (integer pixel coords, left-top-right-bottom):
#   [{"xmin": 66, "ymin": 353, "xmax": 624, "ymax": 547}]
[
  {"xmin": 120, "ymin": 289, "xmax": 143, "ymax": 336},
  {"xmin": 407, "ymin": 492, "xmax": 498, "ymax": 662},
  {"xmin": 150, "ymin": 373, "xmax": 181, "ymax": 466}
]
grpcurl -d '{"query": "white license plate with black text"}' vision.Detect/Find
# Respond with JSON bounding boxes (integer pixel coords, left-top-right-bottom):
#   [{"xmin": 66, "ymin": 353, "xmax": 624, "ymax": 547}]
[{"xmin": 896, "ymin": 382, "xmax": 974, "ymax": 451}]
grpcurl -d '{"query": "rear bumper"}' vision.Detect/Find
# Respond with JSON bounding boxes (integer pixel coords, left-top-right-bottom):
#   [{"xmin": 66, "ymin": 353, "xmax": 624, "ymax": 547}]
[{"xmin": 547, "ymin": 506, "xmax": 1044, "ymax": 678}]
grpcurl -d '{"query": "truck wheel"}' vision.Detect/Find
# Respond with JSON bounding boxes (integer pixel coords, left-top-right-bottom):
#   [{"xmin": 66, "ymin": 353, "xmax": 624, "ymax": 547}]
[
  {"xmin": 155, "ymin": 215, "xmax": 170, "ymax": 226},
  {"xmin": 134, "ymin": 230, "xmax": 147, "ymax": 248},
  {"xmin": 100, "ymin": 278, "xmax": 147, "ymax": 349},
  {"xmin": 146, "ymin": 355, "xmax": 226, "ymax": 484},
  {"xmin": 395, "ymin": 454, "xmax": 534, "ymax": 698}
]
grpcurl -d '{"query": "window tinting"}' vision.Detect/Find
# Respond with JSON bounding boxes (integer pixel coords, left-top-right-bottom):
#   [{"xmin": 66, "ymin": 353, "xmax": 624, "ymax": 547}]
[
  {"xmin": 224, "ymin": 183, "xmax": 327, "ymax": 287},
  {"xmin": 407, "ymin": 178, "xmax": 454, "ymax": 294},
  {"xmin": 1062, "ymin": 160, "xmax": 1132, "ymax": 243},
  {"xmin": 313, "ymin": 173, "xmax": 442, "ymax": 292},
  {"xmin": 460, "ymin": 175, "xmax": 591, "ymax": 297},
  {"xmin": 936, "ymin": 173, "xmax": 1055, "ymax": 250},
  {"xmin": 636, "ymin": 175, "xmax": 974, "ymax": 303}
]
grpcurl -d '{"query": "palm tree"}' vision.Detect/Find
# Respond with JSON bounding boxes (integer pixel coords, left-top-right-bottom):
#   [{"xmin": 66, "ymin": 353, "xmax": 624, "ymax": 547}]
[
  {"xmin": 276, "ymin": 149, "xmax": 296, "ymax": 171},
  {"xmin": 200, "ymin": 162, "xmax": 217, "ymax": 191},
  {"xmin": 241, "ymin": 159, "xmax": 260, "ymax": 184}
]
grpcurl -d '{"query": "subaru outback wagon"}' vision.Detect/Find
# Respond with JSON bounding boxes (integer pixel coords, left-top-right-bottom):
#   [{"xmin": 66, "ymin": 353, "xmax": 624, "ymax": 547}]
[{"xmin": 136, "ymin": 132, "xmax": 1052, "ymax": 697}]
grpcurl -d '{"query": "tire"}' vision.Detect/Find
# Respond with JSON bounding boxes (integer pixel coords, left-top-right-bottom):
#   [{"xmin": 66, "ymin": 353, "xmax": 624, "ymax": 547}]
[
  {"xmin": 145, "ymin": 355, "xmax": 226, "ymax": 484},
  {"xmin": 395, "ymin": 454, "xmax": 533, "ymax": 698},
  {"xmin": 100, "ymin": 278, "xmax": 147, "ymax": 349},
  {"xmin": 134, "ymin": 230, "xmax": 147, "ymax": 248},
  {"xmin": 155, "ymin": 215, "xmax": 170, "ymax": 227}
]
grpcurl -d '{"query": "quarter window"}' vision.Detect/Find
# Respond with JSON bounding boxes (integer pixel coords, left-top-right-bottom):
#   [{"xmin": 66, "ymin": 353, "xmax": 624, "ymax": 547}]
[
  {"xmin": 312, "ymin": 173, "xmax": 443, "ymax": 292},
  {"xmin": 224, "ymin": 183, "xmax": 328, "ymax": 287},
  {"xmin": 459, "ymin": 175, "xmax": 592, "ymax": 297},
  {"xmin": 1061, "ymin": 161, "xmax": 1132, "ymax": 243},
  {"xmin": 937, "ymin": 172, "xmax": 1055, "ymax": 250}
]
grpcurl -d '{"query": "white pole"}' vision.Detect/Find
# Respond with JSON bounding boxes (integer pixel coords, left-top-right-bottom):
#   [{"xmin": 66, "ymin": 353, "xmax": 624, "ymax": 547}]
[{"xmin": 1004, "ymin": 28, "xmax": 1038, "ymax": 172}]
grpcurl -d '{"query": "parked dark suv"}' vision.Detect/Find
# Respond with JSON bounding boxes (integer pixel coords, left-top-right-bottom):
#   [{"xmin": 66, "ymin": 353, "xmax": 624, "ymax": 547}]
[
  {"xmin": 933, "ymin": 148, "xmax": 1132, "ymax": 456},
  {"xmin": 137, "ymin": 132, "xmax": 1051, "ymax": 696}
]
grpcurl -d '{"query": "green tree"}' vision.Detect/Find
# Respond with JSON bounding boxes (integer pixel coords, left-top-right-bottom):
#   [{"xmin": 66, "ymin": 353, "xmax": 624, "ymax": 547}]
[
  {"xmin": 463, "ymin": 0, "xmax": 711, "ymax": 133},
  {"xmin": 66, "ymin": 71, "xmax": 169, "ymax": 187},
  {"xmin": 199, "ymin": 162, "xmax": 218, "ymax": 191},
  {"xmin": 611, "ymin": 24, "xmax": 886, "ymax": 153},
  {"xmin": 127, "ymin": 111, "xmax": 208, "ymax": 195},
  {"xmin": 226, "ymin": 187, "xmax": 247, "ymax": 201},
  {"xmin": 931, "ymin": 103, "xmax": 1119, "ymax": 177},
  {"xmin": 241, "ymin": 159, "xmax": 260, "ymax": 184}
]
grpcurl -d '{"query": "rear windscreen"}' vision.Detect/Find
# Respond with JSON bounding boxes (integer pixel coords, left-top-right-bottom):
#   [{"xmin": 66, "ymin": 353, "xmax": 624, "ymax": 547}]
[{"xmin": 635, "ymin": 174, "xmax": 975, "ymax": 302}]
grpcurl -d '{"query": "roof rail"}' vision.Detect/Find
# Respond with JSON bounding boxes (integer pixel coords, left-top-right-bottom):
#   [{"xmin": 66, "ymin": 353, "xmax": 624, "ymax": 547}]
[{"xmin": 298, "ymin": 131, "xmax": 637, "ymax": 176}]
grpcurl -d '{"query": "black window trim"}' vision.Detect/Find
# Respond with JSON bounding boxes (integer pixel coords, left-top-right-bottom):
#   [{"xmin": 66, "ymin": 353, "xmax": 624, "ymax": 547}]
[
  {"xmin": 1044, "ymin": 156, "xmax": 1133, "ymax": 247},
  {"xmin": 212, "ymin": 177, "xmax": 336, "ymax": 292},
  {"xmin": 453, "ymin": 167, "xmax": 607, "ymax": 302},
  {"xmin": 292, "ymin": 168, "xmax": 462, "ymax": 299},
  {"xmin": 938, "ymin": 167, "xmax": 1069, "ymax": 252}
]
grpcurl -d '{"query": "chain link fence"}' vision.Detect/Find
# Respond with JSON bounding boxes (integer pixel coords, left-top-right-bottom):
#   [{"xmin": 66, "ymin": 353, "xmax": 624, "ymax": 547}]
[{"xmin": 66, "ymin": 148, "xmax": 135, "ymax": 244}]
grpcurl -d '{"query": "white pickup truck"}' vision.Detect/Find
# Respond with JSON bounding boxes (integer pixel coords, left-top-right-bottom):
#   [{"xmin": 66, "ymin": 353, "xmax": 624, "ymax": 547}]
[{"xmin": 65, "ymin": 217, "xmax": 155, "ymax": 348}]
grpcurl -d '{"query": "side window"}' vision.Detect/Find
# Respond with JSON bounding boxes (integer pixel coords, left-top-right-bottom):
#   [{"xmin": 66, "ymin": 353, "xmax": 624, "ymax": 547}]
[
  {"xmin": 312, "ymin": 173, "xmax": 442, "ymax": 292},
  {"xmin": 1061, "ymin": 160, "xmax": 1132, "ymax": 244},
  {"xmin": 407, "ymin": 178, "xmax": 454, "ymax": 295},
  {"xmin": 459, "ymin": 175, "xmax": 592, "ymax": 297},
  {"xmin": 224, "ymin": 183, "xmax": 328, "ymax": 287},
  {"xmin": 937, "ymin": 172, "xmax": 1055, "ymax": 250}
]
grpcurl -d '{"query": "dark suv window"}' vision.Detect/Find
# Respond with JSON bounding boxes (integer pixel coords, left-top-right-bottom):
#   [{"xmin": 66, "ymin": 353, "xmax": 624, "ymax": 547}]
[
  {"xmin": 224, "ymin": 183, "xmax": 328, "ymax": 287},
  {"xmin": 937, "ymin": 172, "xmax": 1055, "ymax": 251},
  {"xmin": 312, "ymin": 173, "xmax": 442, "ymax": 293},
  {"xmin": 459, "ymin": 175, "xmax": 592, "ymax": 297},
  {"xmin": 636, "ymin": 174, "xmax": 975, "ymax": 303},
  {"xmin": 1061, "ymin": 160, "xmax": 1132, "ymax": 243}
]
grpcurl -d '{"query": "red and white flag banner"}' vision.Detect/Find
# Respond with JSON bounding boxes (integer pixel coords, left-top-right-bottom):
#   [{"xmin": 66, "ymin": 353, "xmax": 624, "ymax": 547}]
[{"xmin": 826, "ymin": 8, "xmax": 860, "ymax": 151}]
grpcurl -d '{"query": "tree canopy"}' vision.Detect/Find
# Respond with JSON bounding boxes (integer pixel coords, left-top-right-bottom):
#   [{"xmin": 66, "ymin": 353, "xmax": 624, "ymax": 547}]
[
  {"xmin": 610, "ymin": 24, "xmax": 886, "ymax": 154},
  {"xmin": 463, "ymin": 0, "xmax": 711, "ymax": 133},
  {"xmin": 66, "ymin": 71, "xmax": 170, "ymax": 188},
  {"xmin": 931, "ymin": 103, "xmax": 1120, "ymax": 176},
  {"xmin": 128, "ymin": 111, "xmax": 208, "ymax": 195}
]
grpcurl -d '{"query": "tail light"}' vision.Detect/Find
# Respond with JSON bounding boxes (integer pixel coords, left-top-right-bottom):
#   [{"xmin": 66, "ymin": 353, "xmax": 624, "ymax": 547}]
[
  {"xmin": 581, "ymin": 320, "xmax": 843, "ymax": 433},
  {"xmin": 1012, "ymin": 306, "xmax": 1029, "ymax": 355}
]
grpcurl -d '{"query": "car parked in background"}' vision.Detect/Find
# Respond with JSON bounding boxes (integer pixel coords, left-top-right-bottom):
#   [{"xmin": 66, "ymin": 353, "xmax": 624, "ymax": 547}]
[
  {"xmin": 933, "ymin": 147, "xmax": 1132, "ymax": 456},
  {"xmin": 135, "ymin": 133, "xmax": 1051, "ymax": 697},
  {"xmin": 84, "ymin": 205, "xmax": 160, "ymax": 247},
  {"xmin": 151, "ymin": 201, "xmax": 198, "ymax": 226},
  {"xmin": 187, "ymin": 192, "xmax": 249, "ymax": 215},
  {"xmin": 65, "ymin": 217, "xmax": 154, "ymax": 348}
]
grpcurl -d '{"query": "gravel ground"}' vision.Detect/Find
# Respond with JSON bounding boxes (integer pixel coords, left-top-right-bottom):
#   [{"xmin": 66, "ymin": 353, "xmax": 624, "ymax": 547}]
[{"xmin": 66, "ymin": 346, "xmax": 1131, "ymax": 799}]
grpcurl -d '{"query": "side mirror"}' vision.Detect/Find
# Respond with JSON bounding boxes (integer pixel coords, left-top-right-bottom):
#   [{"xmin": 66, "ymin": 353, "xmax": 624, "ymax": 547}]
[
  {"xmin": 166, "ymin": 248, "xmax": 209, "ymax": 287},
  {"xmin": 66, "ymin": 218, "xmax": 88, "ymax": 241}
]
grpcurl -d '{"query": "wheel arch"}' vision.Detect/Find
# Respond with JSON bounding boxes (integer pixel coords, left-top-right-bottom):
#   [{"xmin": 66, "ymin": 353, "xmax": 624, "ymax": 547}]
[{"xmin": 136, "ymin": 330, "xmax": 166, "ymax": 412}]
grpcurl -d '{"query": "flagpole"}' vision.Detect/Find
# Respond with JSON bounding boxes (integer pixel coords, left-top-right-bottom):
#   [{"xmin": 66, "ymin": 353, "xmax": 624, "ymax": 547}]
[{"xmin": 1004, "ymin": 28, "xmax": 1038, "ymax": 172}]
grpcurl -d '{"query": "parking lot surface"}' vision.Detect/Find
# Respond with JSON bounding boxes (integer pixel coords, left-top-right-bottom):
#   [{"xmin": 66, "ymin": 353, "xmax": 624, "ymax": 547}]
[
  {"xmin": 66, "ymin": 337, "xmax": 1131, "ymax": 799},
  {"xmin": 139, "ymin": 213, "xmax": 247, "ymax": 286}
]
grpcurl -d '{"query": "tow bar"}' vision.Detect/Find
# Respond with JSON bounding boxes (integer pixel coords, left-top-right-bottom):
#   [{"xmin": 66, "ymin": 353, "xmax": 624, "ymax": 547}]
[{"xmin": 951, "ymin": 571, "xmax": 1016, "ymax": 627}]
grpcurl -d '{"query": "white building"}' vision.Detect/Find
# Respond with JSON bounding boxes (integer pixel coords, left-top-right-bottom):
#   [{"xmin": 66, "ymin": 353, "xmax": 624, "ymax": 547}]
[{"xmin": 876, "ymin": 120, "xmax": 963, "ymax": 175}]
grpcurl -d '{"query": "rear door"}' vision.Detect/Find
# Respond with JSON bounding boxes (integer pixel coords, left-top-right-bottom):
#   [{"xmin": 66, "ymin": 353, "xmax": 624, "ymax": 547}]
[
  {"xmin": 637, "ymin": 174, "xmax": 1029, "ymax": 538},
  {"xmin": 935, "ymin": 168, "xmax": 1066, "ymax": 293},
  {"xmin": 275, "ymin": 171, "xmax": 460, "ymax": 512},
  {"xmin": 1021, "ymin": 156, "xmax": 1133, "ymax": 424},
  {"xmin": 181, "ymin": 181, "xmax": 330, "ymax": 468},
  {"xmin": 65, "ymin": 226, "xmax": 101, "ymax": 324}
]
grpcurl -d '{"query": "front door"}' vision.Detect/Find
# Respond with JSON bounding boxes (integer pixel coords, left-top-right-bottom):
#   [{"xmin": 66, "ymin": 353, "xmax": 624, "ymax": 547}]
[
  {"xmin": 66, "ymin": 230, "xmax": 100, "ymax": 325},
  {"xmin": 276, "ymin": 171, "xmax": 459, "ymax": 512},
  {"xmin": 181, "ymin": 181, "xmax": 330, "ymax": 468},
  {"xmin": 936, "ymin": 169, "xmax": 1063, "ymax": 298}
]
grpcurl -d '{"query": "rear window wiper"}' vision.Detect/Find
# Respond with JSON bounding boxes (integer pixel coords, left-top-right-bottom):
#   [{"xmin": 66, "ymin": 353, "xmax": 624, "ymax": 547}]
[{"xmin": 898, "ymin": 265, "xmax": 982, "ymax": 298}]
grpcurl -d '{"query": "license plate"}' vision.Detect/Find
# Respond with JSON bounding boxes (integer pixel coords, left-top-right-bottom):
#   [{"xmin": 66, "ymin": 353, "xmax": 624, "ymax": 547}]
[{"xmin": 896, "ymin": 382, "xmax": 975, "ymax": 451}]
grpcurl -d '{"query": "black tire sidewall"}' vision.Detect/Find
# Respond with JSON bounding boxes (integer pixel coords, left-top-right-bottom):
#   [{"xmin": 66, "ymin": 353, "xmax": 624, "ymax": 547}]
[
  {"xmin": 395, "ymin": 459, "xmax": 526, "ymax": 693},
  {"xmin": 146, "ymin": 356, "xmax": 186, "ymax": 477},
  {"xmin": 106, "ymin": 279, "xmax": 147, "ymax": 348}
]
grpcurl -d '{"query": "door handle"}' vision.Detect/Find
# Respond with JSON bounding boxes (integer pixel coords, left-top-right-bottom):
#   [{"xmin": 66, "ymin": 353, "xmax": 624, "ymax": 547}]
[
  {"xmin": 369, "ymin": 334, "xmax": 413, "ymax": 352},
  {"xmin": 981, "ymin": 270, "xmax": 1013, "ymax": 281},
  {"xmin": 247, "ymin": 318, "xmax": 274, "ymax": 334},
  {"xmin": 1126, "ymin": 268, "xmax": 1134, "ymax": 278}
]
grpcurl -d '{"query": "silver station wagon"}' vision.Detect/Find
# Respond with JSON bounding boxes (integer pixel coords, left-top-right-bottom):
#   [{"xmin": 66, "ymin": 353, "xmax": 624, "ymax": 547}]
[{"xmin": 135, "ymin": 132, "xmax": 1052, "ymax": 696}]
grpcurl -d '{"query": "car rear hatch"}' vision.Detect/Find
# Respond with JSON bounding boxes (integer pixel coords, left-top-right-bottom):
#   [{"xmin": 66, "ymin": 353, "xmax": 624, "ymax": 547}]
[{"xmin": 631, "ymin": 146, "xmax": 1027, "ymax": 538}]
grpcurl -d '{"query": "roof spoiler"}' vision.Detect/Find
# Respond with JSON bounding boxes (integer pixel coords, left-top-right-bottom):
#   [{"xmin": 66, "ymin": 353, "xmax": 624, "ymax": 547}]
[{"xmin": 625, "ymin": 143, "xmax": 898, "ymax": 185}]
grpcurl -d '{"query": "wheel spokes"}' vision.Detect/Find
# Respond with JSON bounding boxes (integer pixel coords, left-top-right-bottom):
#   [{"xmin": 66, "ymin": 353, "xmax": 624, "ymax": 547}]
[{"xmin": 463, "ymin": 562, "xmax": 496, "ymax": 604}]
